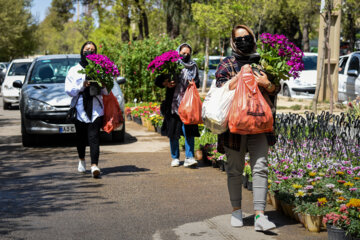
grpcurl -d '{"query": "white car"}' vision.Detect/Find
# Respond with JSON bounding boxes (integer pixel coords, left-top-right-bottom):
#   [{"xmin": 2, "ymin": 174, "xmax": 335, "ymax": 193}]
[
  {"xmin": 1, "ymin": 58, "xmax": 33, "ymax": 109},
  {"xmin": 199, "ymin": 56, "xmax": 224, "ymax": 88},
  {"xmin": 280, "ymin": 52, "xmax": 317, "ymax": 99},
  {"xmin": 338, "ymin": 51, "xmax": 360, "ymax": 102}
]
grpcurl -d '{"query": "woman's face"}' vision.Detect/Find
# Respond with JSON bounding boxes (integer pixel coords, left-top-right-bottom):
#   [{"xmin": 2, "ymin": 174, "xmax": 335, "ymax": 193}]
[
  {"xmin": 83, "ymin": 44, "xmax": 96, "ymax": 54},
  {"xmin": 179, "ymin": 46, "xmax": 191, "ymax": 56}
]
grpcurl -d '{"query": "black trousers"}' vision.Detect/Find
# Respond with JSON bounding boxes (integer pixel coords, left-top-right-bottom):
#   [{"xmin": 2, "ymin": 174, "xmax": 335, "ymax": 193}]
[{"xmin": 74, "ymin": 117, "xmax": 102, "ymax": 165}]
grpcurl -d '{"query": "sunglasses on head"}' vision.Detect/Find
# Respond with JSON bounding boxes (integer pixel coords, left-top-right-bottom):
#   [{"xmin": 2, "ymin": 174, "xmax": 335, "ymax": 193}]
[{"xmin": 234, "ymin": 35, "xmax": 253, "ymax": 42}]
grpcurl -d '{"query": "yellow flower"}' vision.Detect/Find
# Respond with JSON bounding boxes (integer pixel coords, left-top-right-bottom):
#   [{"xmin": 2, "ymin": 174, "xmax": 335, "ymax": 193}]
[
  {"xmin": 319, "ymin": 172, "xmax": 325, "ymax": 177},
  {"xmin": 268, "ymin": 179, "xmax": 272, "ymax": 184},
  {"xmin": 309, "ymin": 172, "xmax": 316, "ymax": 177},
  {"xmin": 311, "ymin": 182, "xmax": 316, "ymax": 186},
  {"xmin": 354, "ymin": 177, "xmax": 360, "ymax": 180},
  {"xmin": 344, "ymin": 182, "xmax": 355, "ymax": 187},
  {"xmin": 292, "ymin": 184, "xmax": 302, "ymax": 189},
  {"xmin": 346, "ymin": 199, "xmax": 360, "ymax": 208},
  {"xmin": 295, "ymin": 191, "xmax": 305, "ymax": 197},
  {"xmin": 318, "ymin": 197, "xmax": 328, "ymax": 206},
  {"xmin": 268, "ymin": 184, "xmax": 271, "ymax": 189},
  {"xmin": 336, "ymin": 171, "xmax": 345, "ymax": 175}
]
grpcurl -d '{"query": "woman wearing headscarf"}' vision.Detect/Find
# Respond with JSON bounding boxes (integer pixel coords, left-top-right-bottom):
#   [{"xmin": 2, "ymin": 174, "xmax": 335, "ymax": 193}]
[
  {"xmin": 155, "ymin": 43, "xmax": 200, "ymax": 168},
  {"xmin": 65, "ymin": 41, "xmax": 107, "ymax": 178},
  {"xmin": 215, "ymin": 25, "xmax": 280, "ymax": 231}
]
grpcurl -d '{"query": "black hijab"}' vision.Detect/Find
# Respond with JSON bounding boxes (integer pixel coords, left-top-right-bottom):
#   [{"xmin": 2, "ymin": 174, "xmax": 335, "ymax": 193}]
[
  {"xmin": 79, "ymin": 41, "xmax": 98, "ymax": 120},
  {"xmin": 79, "ymin": 41, "xmax": 97, "ymax": 68}
]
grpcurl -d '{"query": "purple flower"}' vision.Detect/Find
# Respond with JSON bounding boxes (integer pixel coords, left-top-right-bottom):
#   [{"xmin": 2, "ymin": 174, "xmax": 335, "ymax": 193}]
[
  {"xmin": 349, "ymin": 188, "xmax": 357, "ymax": 191},
  {"xmin": 305, "ymin": 185, "xmax": 314, "ymax": 190}
]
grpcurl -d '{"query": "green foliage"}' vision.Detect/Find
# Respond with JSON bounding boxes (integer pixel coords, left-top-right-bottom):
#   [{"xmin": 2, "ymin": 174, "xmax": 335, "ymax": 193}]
[
  {"xmin": 100, "ymin": 34, "xmax": 181, "ymax": 102},
  {"xmin": 50, "ymin": 0, "xmax": 75, "ymax": 31},
  {"xmin": 0, "ymin": 0, "xmax": 38, "ymax": 61},
  {"xmin": 290, "ymin": 104, "xmax": 302, "ymax": 111}
]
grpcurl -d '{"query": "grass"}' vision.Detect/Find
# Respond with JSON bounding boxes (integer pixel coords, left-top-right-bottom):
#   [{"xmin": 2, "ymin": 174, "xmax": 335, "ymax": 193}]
[
  {"xmin": 277, "ymin": 106, "xmax": 289, "ymax": 110},
  {"xmin": 290, "ymin": 104, "xmax": 302, "ymax": 111}
]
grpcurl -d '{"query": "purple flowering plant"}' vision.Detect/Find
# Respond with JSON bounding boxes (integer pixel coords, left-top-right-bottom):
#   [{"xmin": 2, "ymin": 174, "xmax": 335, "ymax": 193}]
[
  {"xmin": 147, "ymin": 50, "xmax": 183, "ymax": 81},
  {"xmin": 254, "ymin": 33, "xmax": 304, "ymax": 85},
  {"xmin": 78, "ymin": 54, "xmax": 120, "ymax": 92}
]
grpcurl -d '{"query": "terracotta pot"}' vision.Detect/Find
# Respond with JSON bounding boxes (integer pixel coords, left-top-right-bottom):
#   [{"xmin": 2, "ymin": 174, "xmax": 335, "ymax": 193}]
[
  {"xmin": 305, "ymin": 214, "xmax": 321, "ymax": 232},
  {"xmin": 195, "ymin": 150, "xmax": 203, "ymax": 161},
  {"xmin": 270, "ymin": 194, "xmax": 282, "ymax": 212},
  {"xmin": 140, "ymin": 116, "xmax": 146, "ymax": 126}
]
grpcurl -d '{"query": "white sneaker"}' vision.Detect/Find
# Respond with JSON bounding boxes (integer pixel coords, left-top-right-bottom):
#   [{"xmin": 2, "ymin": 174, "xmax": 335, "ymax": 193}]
[
  {"xmin": 231, "ymin": 209, "xmax": 243, "ymax": 227},
  {"xmin": 78, "ymin": 160, "xmax": 86, "ymax": 173},
  {"xmin": 91, "ymin": 165, "xmax": 101, "ymax": 178},
  {"xmin": 254, "ymin": 214, "xmax": 276, "ymax": 231},
  {"xmin": 184, "ymin": 157, "xmax": 197, "ymax": 167},
  {"xmin": 171, "ymin": 159, "xmax": 180, "ymax": 167}
]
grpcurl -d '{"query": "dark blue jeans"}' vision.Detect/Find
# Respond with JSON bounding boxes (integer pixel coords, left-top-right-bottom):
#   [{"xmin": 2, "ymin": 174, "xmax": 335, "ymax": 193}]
[{"xmin": 169, "ymin": 124, "xmax": 194, "ymax": 159}]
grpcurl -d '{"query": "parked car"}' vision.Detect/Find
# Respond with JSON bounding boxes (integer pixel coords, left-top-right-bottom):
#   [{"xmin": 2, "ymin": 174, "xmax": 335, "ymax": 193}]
[
  {"xmin": 199, "ymin": 56, "xmax": 224, "ymax": 88},
  {"xmin": 280, "ymin": 52, "xmax": 317, "ymax": 99},
  {"xmin": 13, "ymin": 54, "xmax": 126, "ymax": 147},
  {"xmin": 338, "ymin": 51, "xmax": 360, "ymax": 102},
  {"xmin": 0, "ymin": 62, "xmax": 9, "ymax": 86},
  {"xmin": 1, "ymin": 59, "xmax": 33, "ymax": 109}
]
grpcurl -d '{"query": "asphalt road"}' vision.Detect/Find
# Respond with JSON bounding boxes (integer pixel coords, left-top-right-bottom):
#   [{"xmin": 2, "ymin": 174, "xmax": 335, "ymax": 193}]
[{"xmin": 0, "ymin": 98, "xmax": 327, "ymax": 240}]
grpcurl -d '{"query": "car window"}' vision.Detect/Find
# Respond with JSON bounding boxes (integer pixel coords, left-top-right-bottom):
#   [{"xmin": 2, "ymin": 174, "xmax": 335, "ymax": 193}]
[
  {"xmin": 8, "ymin": 62, "xmax": 32, "ymax": 76},
  {"xmin": 29, "ymin": 58, "xmax": 79, "ymax": 84},
  {"xmin": 208, "ymin": 59, "xmax": 221, "ymax": 69},
  {"xmin": 303, "ymin": 56, "xmax": 317, "ymax": 70},
  {"xmin": 339, "ymin": 57, "xmax": 348, "ymax": 74},
  {"xmin": 348, "ymin": 56, "xmax": 360, "ymax": 72}
]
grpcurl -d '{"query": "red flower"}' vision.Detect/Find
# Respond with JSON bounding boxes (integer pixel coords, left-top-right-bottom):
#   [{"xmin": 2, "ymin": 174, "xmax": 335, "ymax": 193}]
[{"xmin": 337, "ymin": 180, "xmax": 346, "ymax": 184}]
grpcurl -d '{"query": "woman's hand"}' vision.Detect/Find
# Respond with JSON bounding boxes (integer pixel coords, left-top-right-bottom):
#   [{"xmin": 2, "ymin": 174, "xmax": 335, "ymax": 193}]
[
  {"xmin": 163, "ymin": 79, "xmax": 176, "ymax": 88},
  {"xmin": 254, "ymin": 71, "xmax": 275, "ymax": 92},
  {"xmin": 83, "ymin": 80, "xmax": 90, "ymax": 87}
]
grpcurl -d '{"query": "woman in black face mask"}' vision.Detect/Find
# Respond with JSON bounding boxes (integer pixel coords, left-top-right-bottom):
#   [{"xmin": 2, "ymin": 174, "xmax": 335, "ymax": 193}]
[
  {"xmin": 154, "ymin": 43, "xmax": 200, "ymax": 168},
  {"xmin": 65, "ymin": 41, "xmax": 106, "ymax": 178},
  {"xmin": 214, "ymin": 25, "xmax": 281, "ymax": 232}
]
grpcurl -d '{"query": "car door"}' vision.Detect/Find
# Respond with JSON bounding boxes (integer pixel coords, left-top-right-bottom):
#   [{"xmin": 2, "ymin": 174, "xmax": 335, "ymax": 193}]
[
  {"xmin": 345, "ymin": 55, "xmax": 360, "ymax": 101},
  {"xmin": 338, "ymin": 56, "xmax": 349, "ymax": 102}
]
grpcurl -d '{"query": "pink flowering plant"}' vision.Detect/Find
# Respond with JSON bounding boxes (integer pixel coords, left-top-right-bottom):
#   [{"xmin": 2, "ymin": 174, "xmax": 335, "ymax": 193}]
[
  {"xmin": 78, "ymin": 54, "xmax": 120, "ymax": 92},
  {"xmin": 254, "ymin": 33, "xmax": 304, "ymax": 85},
  {"xmin": 147, "ymin": 50, "xmax": 183, "ymax": 81}
]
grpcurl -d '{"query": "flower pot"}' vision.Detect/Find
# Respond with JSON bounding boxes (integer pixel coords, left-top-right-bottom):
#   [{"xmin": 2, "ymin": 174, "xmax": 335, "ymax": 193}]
[
  {"xmin": 281, "ymin": 201, "xmax": 290, "ymax": 217},
  {"xmin": 327, "ymin": 224, "xmax": 350, "ymax": 240},
  {"xmin": 267, "ymin": 192, "xmax": 272, "ymax": 205},
  {"xmin": 133, "ymin": 116, "xmax": 142, "ymax": 125},
  {"xmin": 305, "ymin": 214, "xmax": 321, "ymax": 232},
  {"xmin": 195, "ymin": 150, "xmax": 203, "ymax": 161},
  {"xmin": 298, "ymin": 213, "xmax": 307, "ymax": 227},
  {"xmin": 247, "ymin": 181, "xmax": 253, "ymax": 191},
  {"xmin": 126, "ymin": 115, "xmax": 132, "ymax": 121},
  {"xmin": 89, "ymin": 82, "xmax": 101, "ymax": 96},
  {"xmin": 242, "ymin": 175, "xmax": 248, "ymax": 189},
  {"xmin": 140, "ymin": 116, "xmax": 147, "ymax": 127},
  {"xmin": 156, "ymin": 126, "xmax": 162, "ymax": 134},
  {"xmin": 270, "ymin": 194, "xmax": 282, "ymax": 212},
  {"xmin": 218, "ymin": 160, "xmax": 225, "ymax": 171},
  {"xmin": 294, "ymin": 210, "xmax": 300, "ymax": 222}
]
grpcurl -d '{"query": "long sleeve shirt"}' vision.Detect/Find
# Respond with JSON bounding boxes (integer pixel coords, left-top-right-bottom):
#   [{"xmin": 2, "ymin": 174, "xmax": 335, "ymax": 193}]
[{"xmin": 65, "ymin": 64, "xmax": 107, "ymax": 123}]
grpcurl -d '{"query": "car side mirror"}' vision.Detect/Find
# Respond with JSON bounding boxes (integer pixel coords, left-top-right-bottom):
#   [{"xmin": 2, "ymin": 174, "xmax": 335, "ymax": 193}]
[
  {"xmin": 347, "ymin": 69, "xmax": 359, "ymax": 77},
  {"xmin": 13, "ymin": 80, "xmax": 23, "ymax": 88},
  {"xmin": 116, "ymin": 76, "xmax": 126, "ymax": 85}
]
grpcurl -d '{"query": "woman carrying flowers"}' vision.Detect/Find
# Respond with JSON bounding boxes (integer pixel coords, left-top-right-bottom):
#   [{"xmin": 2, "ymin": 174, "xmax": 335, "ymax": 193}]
[
  {"xmin": 215, "ymin": 25, "xmax": 281, "ymax": 231},
  {"xmin": 65, "ymin": 41, "xmax": 107, "ymax": 178},
  {"xmin": 154, "ymin": 43, "xmax": 200, "ymax": 168}
]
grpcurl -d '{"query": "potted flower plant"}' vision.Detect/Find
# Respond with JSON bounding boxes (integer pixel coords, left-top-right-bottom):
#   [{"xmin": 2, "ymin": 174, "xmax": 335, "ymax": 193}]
[{"xmin": 147, "ymin": 50, "xmax": 183, "ymax": 83}]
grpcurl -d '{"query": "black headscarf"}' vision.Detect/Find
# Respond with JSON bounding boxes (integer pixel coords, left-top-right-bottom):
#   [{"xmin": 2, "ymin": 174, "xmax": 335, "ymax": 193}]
[
  {"xmin": 79, "ymin": 41, "xmax": 97, "ymax": 68},
  {"xmin": 79, "ymin": 41, "xmax": 98, "ymax": 120}
]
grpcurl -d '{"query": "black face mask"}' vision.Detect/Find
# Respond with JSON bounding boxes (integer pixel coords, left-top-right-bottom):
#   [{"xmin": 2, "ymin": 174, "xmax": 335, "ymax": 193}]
[
  {"xmin": 234, "ymin": 35, "xmax": 254, "ymax": 54},
  {"xmin": 84, "ymin": 50, "xmax": 95, "ymax": 57},
  {"xmin": 180, "ymin": 54, "xmax": 190, "ymax": 63}
]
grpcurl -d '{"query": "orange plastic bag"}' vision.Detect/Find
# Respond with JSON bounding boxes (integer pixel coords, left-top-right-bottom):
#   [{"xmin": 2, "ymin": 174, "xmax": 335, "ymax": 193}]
[
  {"xmin": 102, "ymin": 92, "xmax": 124, "ymax": 133},
  {"xmin": 178, "ymin": 81, "xmax": 203, "ymax": 125},
  {"xmin": 228, "ymin": 65, "xmax": 273, "ymax": 135}
]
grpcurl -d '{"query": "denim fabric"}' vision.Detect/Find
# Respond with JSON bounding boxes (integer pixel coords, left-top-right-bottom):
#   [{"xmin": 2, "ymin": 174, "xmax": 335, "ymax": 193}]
[{"xmin": 169, "ymin": 123, "xmax": 195, "ymax": 159}]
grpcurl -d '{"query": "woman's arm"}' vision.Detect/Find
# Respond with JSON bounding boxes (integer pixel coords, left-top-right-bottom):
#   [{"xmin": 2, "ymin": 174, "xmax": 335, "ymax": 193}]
[{"xmin": 65, "ymin": 69, "xmax": 86, "ymax": 97}]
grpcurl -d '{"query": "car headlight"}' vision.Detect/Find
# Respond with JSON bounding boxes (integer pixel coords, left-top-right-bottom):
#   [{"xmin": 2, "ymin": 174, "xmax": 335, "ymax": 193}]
[{"xmin": 26, "ymin": 98, "xmax": 56, "ymax": 112}]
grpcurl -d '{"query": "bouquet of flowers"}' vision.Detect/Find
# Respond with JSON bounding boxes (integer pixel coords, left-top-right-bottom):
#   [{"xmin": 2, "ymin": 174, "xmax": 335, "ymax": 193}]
[
  {"xmin": 147, "ymin": 50, "xmax": 183, "ymax": 82},
  {"xmin": 78, "ymin": 54, "xmax": 120, "ymax": 92},
  {"xmin": 254, "ymin": 33, "xmax": 304, "ymax": 85}
]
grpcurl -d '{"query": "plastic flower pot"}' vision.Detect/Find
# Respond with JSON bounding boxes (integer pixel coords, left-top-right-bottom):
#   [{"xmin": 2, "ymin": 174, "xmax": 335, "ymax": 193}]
[
  {"xmin": 298, "ymin": 213, "xmax": 306, "ymax": 227},
  {"xmin": 270, "ymin": 193, "xmax": 282, "ymax": 212},
  {"xmin": 281, "ymin": 201, "xmax": 290, "ymax": 217},
  {"xmin": 156, "ymin": 126, "xmax": 162, "ymax": 134},
  {"xmin": 195, "ymin": 150, "xmax": 203, "ymax": 161},
  {"xmin": 294, "ymin": 210, "xmax": 300, "ymax": 222},
  {"xmin": 247, "ymin": 181, "xmax": 253, "ymax": 191},
  {"xmin": 305, "ymin": 214, "xmax": 321, "ymax": 232},
  {"xmin": 266, "ymin": 192, "xmax": 272, "ymax": 205},
  {"xmin": 126, "ymin": 115, "xmax": 132, "ymax": 121},
  {"xmin": 140, "ymin": 116, "xmax": 147, "ymax": 127},
  {"xmin": 326, "ymin": 225, "xmax": 350, "ymax": 240},
  {"xmin": 89, "ymin": 81, "xmax": 101, "ymax": 96},
  {"xmin": 242, "ymin": 175, "xmax": 248, "ymax": 189},
  {"xmin": 133, "ymin": 116, "xmax": 142, "ymax": 125}
]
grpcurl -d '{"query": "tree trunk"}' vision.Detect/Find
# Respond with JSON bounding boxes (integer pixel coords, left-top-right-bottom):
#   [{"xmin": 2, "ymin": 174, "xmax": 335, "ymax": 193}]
[
  {"xmin": 326, "ymin": 7, "xmax": 333, "ymax": 114},
  {"xmin": 142, "ymin": 9, "xmax": 149, "ymax": 38},
  {"xmin": 202, "ymin": 36, "xmax": 210, "ymax": 94},
  {"xmin": 302, "ymin": 20, "xmax": 310, "ymax": 52},
  {"xmin": 120, "ymin": 0, "xmax": 130, "ymax": 42},
  {"xmin": 347, "ymin": 13, "xmax": 355, "ymax": 51}
]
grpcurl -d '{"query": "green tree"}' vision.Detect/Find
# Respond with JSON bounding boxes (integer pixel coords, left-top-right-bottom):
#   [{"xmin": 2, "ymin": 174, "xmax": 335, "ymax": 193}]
[
  {"xmin": 342, "ymin": 0, "xmax": 360, "ymax": 51},
  {"xmin": 50, "ymin": 0, "xmax": 75, "ymax": 31},
  {"xmin": 0, "ymin": 0, "xmax": 38, "ymax": 61}
]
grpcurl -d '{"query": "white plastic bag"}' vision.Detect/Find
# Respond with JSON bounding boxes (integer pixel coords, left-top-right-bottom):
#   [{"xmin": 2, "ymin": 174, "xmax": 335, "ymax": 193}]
[{"xmin": 202, "ymin": 80, "xmax": 235, "ymax": 134}]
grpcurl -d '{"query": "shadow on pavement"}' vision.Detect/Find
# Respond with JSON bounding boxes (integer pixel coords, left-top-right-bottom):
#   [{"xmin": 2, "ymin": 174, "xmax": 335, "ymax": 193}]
[
  {"xmin": 101, "ymin": 165, "xmax": 150, "ymax": 176},
  {"xmin": 0, "ymin": 144, "xmax": 106, "ymax": 236}
]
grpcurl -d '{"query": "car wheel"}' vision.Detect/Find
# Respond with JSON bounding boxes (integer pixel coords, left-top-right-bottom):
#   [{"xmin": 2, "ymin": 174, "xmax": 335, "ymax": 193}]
[
  {"xmin": 112, "ymin": 123, "xmax": 125, "ymax": 143},
  {"xmin": 283, "ymin": 85, "xmax": 291, "ymax": 97},
  {"xmin": 21, "ymin": 116, "xmax": 38, "ymax": 147},
  {"xmin": 3, "ymin": 99, "xmax": 11, "ymax": 110}
]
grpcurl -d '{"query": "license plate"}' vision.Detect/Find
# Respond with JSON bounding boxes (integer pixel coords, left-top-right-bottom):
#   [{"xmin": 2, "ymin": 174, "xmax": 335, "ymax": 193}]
[{"xmin": 59, "ymin": 126, "xmax": 76, "ymax": 133}]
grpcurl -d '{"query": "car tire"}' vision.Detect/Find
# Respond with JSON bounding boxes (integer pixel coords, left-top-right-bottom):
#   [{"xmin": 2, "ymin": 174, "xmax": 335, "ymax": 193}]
[
  {"xmin": 283, "ymin": 85, "xmax": 291, "ymax": 97},
  {"xmin": 3, "ymin": 100, "xmax": 11, "ymax": 110},
  {"xmin": 21, "ymin": 116, "xmax": 38, "ymax": 147},
  {"xmin": 112, "ymin": 123, "xmax": 125, "ymax": 143}
]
